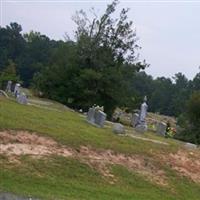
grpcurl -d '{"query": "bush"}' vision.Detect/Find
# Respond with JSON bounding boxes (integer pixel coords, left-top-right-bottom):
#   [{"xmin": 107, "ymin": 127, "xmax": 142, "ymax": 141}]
[{"xmin": 176, "ymin": 91, "xmax": 200, "ymax": 144}]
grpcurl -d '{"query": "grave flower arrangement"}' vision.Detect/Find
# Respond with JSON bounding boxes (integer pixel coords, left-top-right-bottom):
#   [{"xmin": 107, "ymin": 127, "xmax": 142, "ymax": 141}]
[{"xmin": 166, "ymin": 127, "xmax": 176, "ymax": 138}]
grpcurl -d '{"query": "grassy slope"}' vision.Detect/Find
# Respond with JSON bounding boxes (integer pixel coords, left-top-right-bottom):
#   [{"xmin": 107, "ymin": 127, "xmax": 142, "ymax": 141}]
[{"xmin": 0, "ymin": 97, "xmax": 200, "ymax": 200}]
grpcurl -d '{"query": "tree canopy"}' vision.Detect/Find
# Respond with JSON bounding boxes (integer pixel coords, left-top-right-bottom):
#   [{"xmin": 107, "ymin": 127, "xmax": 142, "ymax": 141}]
[
  {"xmin": 1, "ymin": 0, "xmax": 200, "ymax": 137},
  {"xmin": 33, "ymin": 0, "xmax": 147, "ymax": 117}
]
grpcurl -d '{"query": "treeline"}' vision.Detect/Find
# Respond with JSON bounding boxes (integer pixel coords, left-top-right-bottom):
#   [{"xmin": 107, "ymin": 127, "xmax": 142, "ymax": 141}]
[{"xmin": 0, "ymin": 1, "xmax": 200, "ymax": 143}]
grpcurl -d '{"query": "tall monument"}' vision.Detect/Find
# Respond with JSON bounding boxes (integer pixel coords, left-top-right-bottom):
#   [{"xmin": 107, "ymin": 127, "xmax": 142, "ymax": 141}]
[{"xmin": 135, "ymin": 96, "xmax": 148, "ymax": 132}]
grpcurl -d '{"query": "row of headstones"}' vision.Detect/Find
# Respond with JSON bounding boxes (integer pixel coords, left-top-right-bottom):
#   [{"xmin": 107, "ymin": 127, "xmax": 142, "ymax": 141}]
[
  {"xmin": 131, "ymin": 112, "xmax": 167, "ymax": 136},
  {"xmin": 86, "ymin": 97, "xmax": 148, "ymax": 131},
  {"xmin": 86, "ymin": 106, "xmax": 126, "ymax": 134},
  {"xmin": 6, "ymin": 81, "xmax": 28, "ymax": 105},
  {"xmin": 87, "ymin": 106, "xmax": 107, "ymax": 127},
  {"xmin": 86, "ymin": 101, "xmax": 166, "ymax": 137}
]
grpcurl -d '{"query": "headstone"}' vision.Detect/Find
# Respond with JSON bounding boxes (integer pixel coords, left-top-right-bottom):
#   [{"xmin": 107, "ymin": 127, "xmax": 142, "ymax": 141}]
[
  {"xmin": 135, "ymin": 96, "xmax": 148, "ymax": 133},
  {"xmin": 6, "ymin": 80, "xmax": 12, "ymax": 93},
  {"xmin": 17, "ymin": 93, "xmax": 28, "ymax": 105},
  {"xmin": 131, "ymin": 113, "xmax": 139, "ymax": 127},
  {"xmin": 95, "ymin": 110, "xmax": 107, "ymax": 127},
  {"xmin": 87, "ymin": 106, "xmax": 107, "ymax": 128},
  {"xmin": 87, "ymin": 107, "xmax": 95, "ymax": 123},
  {"xmin": 113, "ymin": 123, "xmax": 125, "ymax": 134},
  {"xmin": 156, "ymin": 122, "xmax": 167, "ymax": 136},
  {"xmin": 14, "ymin": 83, "xmax": 21, "ymax": 97},
  {"xmin": 138, "ymin": 101, "xmax": 148, "ymax": 124},
  {"xmin": 135, "ymin": 124, "xmax": 148, "ymax": 133},
  {"xmin": 184, "ymin": 142, "xmax": 197, "ymax": 149}
]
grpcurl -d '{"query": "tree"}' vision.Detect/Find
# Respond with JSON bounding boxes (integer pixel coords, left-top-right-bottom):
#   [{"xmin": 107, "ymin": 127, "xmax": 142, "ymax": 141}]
[
  {"xmin": 149, "ymin": 77, "xmax": 174, "ymax": 116},
  {"xmin": 0, "ymin": 60, "xmax": 19, "ymax": 89},
  {"xmin": 73, "ymin": 0, "xmax": 146, "ymax": 115},
  {"xmin": 0, "ymin": 22, "xmax": 25, "ymax": 71},
  {"xmin": 176, "ymin": 91, "xmax": 200, "ymax": 144},
  {"xmin": 191, "ymin": 72, "xmax": 200, "ymax": 91},
  {"xmin": 171, "ymin": 73, "xmax": 190, "ymax": 116},
  {"xmin": 20, "ymin": 31, "xmax": 60, "ymax": 86},
  {"xmin": 34, "ymin": 0, "xmax": 147, "ymax": 117}
]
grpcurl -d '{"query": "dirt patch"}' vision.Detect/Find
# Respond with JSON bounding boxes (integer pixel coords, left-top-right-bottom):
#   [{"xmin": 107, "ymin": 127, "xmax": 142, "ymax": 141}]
[
  {"xmin": 0, "ymin": 130, "xmax": 168, "ymax": 185},
  {"xmin": 77, "ymin": 146, "xmax": 167, "ymax": 185},
  {"xmin": 0, "ymin": 130, "xmax": 73, "ymax": 158},
  {"xmin": 164, "ymin": 150, "xmax": 200, "ymax": 183},
  {"xmin": 1, "ymin": 131, "xmax": 200, "ymax": 185}
]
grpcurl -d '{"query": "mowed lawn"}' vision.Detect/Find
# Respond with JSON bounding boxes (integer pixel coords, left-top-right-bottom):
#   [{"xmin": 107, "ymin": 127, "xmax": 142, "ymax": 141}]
[{"xmin": 0, "ymin": 97, "xmax": 200, "ymax": 200}]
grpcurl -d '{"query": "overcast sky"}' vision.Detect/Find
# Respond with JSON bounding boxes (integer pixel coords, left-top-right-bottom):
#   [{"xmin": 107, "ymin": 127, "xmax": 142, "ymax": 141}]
[{"xmin": 1, "ymin": 0, "xmax": 200, "ymax": 79}]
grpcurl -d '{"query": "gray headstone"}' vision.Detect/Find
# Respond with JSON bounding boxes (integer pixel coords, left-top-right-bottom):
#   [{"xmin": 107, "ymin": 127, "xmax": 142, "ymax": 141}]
[
  {"xmin": 17, "ymin": 93, "xmax": 28, "ymax": 105},
  {"xmin": 131, "ymin": 113, "xmax": 139, "ymax": 127},
  {"xmin": 156, "ymin": 122, "xmax": 167, "ymax": 136},
  {"xmin": 113, "ymin": 123, "xmax": 125, "ymax": 134},
  {"xmin": 94, "ymin": 109, "xmax": 99, "ymax": 123},
  {"xmin": 87, "ymin": 106, "xmax": 107, "ymax": 128},
  {"xmin": 135, "ymin": 124, "xmax": 148, "ymax": 133},
  {"xmin": 134, "ymin": 96, "xmax": 148, "ymax": 133},
  {"xmin": 87, "ymin": 107, "xmax": 95, "ymax": 123},
  {"xmin": 95, "ymin": 110, "xmax": 107, "ymax": 127},
  {"xmin": 14, "ymin": 83, "xmax": 21, "ymax": 97},
  {"xmin": 138, "ymin": 101, "xmax": 148, "ymax": 123},
  {"xmin": 184, "ymin": 142, "xmax": 197, "ymax": 149},
  {"xmin": 6, "ymin": 80, "xmax": 12, "ymax": 93}
]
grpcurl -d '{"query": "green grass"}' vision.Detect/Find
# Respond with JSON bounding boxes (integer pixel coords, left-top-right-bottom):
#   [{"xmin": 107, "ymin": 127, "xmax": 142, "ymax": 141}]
[
  {"xmin": 0, "ymin": 97, "xmax": 178, "ymax": 155},
  {"xmin": 1, "ymin": 156, "xmax": 200, "ymax": 200},
  {"xmin": 0, "ymin": 97, "xmax": 200, "ymax": 200}
]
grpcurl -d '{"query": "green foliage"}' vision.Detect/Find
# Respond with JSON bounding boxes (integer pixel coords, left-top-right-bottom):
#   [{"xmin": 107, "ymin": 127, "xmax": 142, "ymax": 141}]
[
  {"xmin": 0, "ymin": 22, "xmax": 25, "ymax": 75},
  {"xmin": 0, "ymin": 60, "xmax": 19, "ymax": 88},
  {"xmin": 0, "ymin": 23, "xmax": 59, "ymax": 87},
  {"xmin": 176, "ymin": 91, "xmax": 200, "ymax": 144},
  {"xmin": 191, "ymin": 72, "xmax": 200, "ymax": 90},
  {"xmin": 187, "ymin": 91, "xmax": 200, "ymax": 124},
  {"xmin": 33, "ymin": 1, "xmax": 146, "ymax": 118}
]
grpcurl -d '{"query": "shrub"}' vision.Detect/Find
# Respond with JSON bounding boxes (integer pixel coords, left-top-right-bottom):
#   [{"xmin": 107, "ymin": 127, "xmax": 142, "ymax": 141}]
[{"xmin": 175, "ymin": 91, "xmax": 200, "ymax": 144}]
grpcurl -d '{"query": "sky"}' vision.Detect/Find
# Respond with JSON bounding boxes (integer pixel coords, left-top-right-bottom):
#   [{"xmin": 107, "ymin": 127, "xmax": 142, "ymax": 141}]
[{"xmin": 1, "ymin": 0, "xmax": 200, "ymax": 80}]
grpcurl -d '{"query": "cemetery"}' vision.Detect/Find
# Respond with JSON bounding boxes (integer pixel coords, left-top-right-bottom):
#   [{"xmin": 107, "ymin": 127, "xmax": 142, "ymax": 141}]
[
  {"xmin": 1, "ymin": 1, "xmax": 200, "ymax": 200},
  {"xmin": 3, "ymin": 80, "xmax": 177, "ymax": 140},
  {"xmin": 1, "ymin": 88, "xmax": 200, "ymax": 200}
]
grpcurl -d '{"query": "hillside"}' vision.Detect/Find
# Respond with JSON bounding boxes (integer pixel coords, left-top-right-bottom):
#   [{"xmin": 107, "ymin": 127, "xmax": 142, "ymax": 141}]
[{"xmin": 0, "ymin": 96, "xmax": 200, "ymax": 200}]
